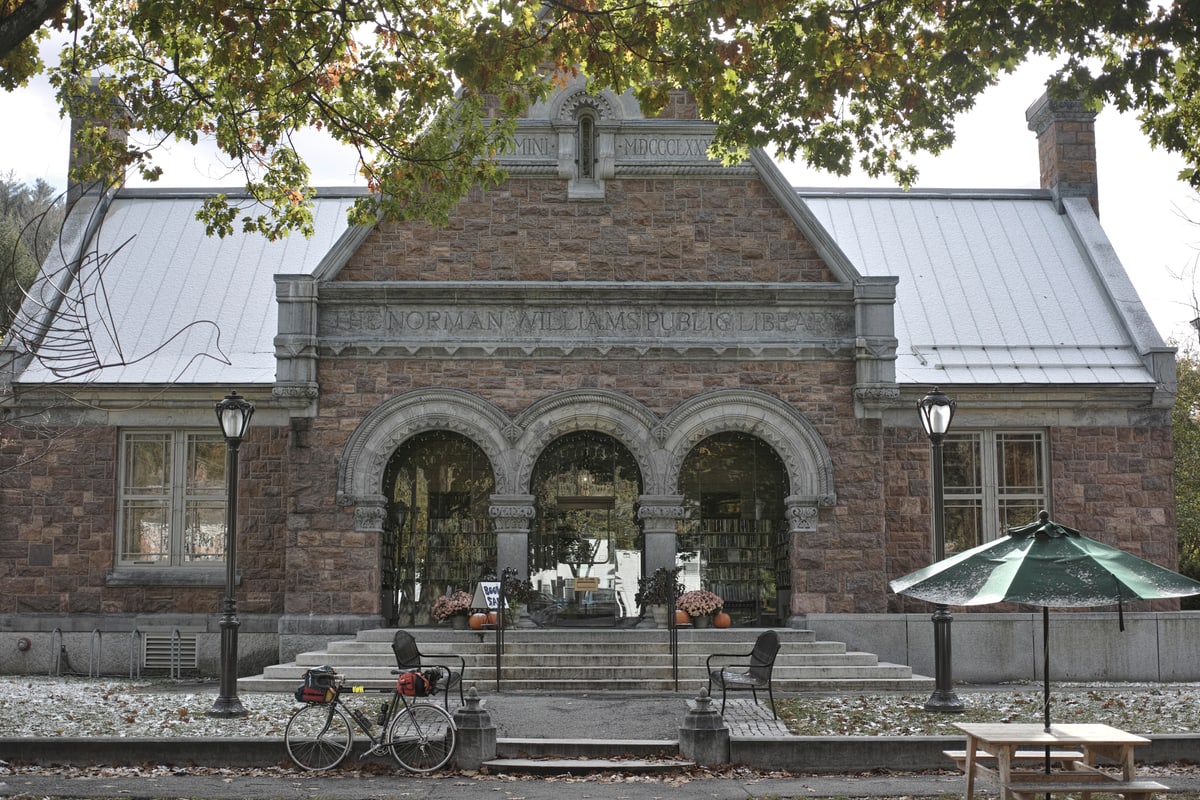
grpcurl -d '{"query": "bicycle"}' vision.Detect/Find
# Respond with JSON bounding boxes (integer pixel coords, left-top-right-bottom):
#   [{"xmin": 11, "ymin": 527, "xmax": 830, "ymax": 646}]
[{"xmin": 284, "ymin": 669, "xmax": 457, "ymax": 772}]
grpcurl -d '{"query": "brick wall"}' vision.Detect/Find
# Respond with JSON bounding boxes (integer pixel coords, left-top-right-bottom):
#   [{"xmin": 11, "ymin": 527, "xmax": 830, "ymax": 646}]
[
  {"xmin": 0, "ymin": 424, "xmax": 289, "ymax": 615},
  {"xmin": 884, "ymin": 423, "xmax": 1178, "ymax": 614},
  {"xmin": 338, "ymin": 177, "xmax": 837, "ymax": 284},
  {"xmin": 286, "ymin": 353, "xmax": 899, "ymax": 615}
]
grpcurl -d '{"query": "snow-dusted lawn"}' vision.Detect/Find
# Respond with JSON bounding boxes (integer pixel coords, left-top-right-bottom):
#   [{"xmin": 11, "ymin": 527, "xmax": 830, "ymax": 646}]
[{"xmin": 2, "ymin": 676, "xmax": 1198, "ymax": 738}]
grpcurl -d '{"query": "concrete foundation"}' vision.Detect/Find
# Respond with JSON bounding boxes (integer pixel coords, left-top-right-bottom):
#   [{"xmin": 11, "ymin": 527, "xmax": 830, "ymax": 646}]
[{"xmin": 797, "ymin": 611, "xmax": 1200, "ymax": 683}]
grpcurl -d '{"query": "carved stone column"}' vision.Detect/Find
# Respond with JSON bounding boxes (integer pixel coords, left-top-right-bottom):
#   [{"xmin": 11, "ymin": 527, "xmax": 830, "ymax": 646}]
[
  {"xmin": 637, "ymin": 495, "xmax": 685, "ymax": 578},
  {"xmin": 489, "ymin": 494, "xmax": 536, "ymax": 580},
  {"xmin": 783, "ymin": 495, "xmax": 820, "ymax": 627},
  {"xmin": 353, "ymin": 494, "xmax": 388, "ymax": 533}
]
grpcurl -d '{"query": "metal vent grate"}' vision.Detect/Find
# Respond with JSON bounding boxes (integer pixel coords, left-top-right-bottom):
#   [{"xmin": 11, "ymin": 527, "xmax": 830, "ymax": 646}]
[{"xmin": 143, "ymin": 632, "xmax": 198, "ymax": 671}]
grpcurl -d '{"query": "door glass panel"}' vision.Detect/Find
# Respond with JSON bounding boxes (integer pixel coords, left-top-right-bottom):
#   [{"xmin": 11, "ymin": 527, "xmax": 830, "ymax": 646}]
[
  {"xmin": 530, "ymin": 431, "xmax": 641, "ymax": 626},
  {"xmin": 678, "ymin": 432, "xmax": 788, "ymax": 626},
  {"xmin": 384, "ymin": 431, "xmax": 496, "ymax": 626}
]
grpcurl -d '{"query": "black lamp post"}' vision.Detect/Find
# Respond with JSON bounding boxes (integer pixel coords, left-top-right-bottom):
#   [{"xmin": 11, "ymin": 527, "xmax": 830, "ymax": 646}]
[
  {"xmin": 208, "ymin": 390, "xmax": 254, "ymax": 718},
  {"xmin": 917, "ymin": 387, "xmax": 963, "ymax": 713}
]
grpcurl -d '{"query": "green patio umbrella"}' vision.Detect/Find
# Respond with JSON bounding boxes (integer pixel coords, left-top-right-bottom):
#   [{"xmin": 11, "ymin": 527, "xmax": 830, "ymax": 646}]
[{"xmin": 890, "ymin": 511, "xmax": 1200, "ymax": 729}]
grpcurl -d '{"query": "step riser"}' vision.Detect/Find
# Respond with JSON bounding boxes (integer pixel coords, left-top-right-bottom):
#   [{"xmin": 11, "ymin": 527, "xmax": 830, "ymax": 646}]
[
  {"xmin": 242, "ymin": 627, "xmax": 933, "ymax": 694},
  {"xmin": 268, "ymin": 656, "xmax": 885, "ymax": 679}
]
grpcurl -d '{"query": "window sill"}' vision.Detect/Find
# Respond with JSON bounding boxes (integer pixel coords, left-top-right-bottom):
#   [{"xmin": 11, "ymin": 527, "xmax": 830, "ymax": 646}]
[{"xmin": 106, "ymin": 569, "xmax": 238, "ymax": 588}]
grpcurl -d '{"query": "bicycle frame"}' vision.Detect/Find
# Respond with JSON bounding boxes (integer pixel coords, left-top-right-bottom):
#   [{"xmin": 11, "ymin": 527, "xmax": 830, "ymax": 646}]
[{"xmin": 285, "ymin": 671, "xmax": 457, "ymax": 772}]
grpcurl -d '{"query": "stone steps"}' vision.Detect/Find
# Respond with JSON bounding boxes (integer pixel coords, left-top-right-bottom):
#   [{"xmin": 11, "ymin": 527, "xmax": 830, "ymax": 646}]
[{"xmin": 239, "ymin": 627, "xmax": 933, "ymax": 694}]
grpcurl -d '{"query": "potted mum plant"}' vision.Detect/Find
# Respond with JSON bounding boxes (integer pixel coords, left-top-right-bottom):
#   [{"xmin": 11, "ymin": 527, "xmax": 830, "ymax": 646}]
[
  {"xmin": 676, "ymin": 589, "xmax": 724, "ymax": 628},
  {"xmin": 501, "ymin": 569, "xmax": 536, "ymax": 627},
  {"xmin": 431, "ymin": 590, "xmax": 472, "ymax": 629},
  {"xmin": 634, "ymin": 566, "xmax": 684, "ymax": 628}
]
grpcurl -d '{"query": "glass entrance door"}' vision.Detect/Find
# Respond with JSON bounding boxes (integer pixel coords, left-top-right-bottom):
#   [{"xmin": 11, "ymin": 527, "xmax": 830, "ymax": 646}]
[
  {"xmin": 382, "ymin": 430, "xmax": 496, "ymax": 626},
  {"xmin": 529, "ymin": 431, "xmax": 642, "ymax": 626}
]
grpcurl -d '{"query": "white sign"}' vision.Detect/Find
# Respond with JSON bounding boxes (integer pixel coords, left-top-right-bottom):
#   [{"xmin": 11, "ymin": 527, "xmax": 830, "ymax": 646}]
[{"xmin": 473, "ymin": 581, "xmax": 501, "ymax": 610}]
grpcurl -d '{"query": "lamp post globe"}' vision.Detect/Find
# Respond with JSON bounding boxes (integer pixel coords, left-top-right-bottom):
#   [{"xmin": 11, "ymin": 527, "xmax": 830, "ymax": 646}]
[
  {"xmin": 918, "ymin": 387, "xmax": 963, "ymax": 713},
  {"xmin": 208, "ymin": 390, "xmax": 253, "ymax": 718}
]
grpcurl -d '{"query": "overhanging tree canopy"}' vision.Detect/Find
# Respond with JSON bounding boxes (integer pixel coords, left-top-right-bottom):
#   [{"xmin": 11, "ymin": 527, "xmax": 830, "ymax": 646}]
[{"xmin": 2, "ymin": 0, "xmax": 1198, "ymax": 238}]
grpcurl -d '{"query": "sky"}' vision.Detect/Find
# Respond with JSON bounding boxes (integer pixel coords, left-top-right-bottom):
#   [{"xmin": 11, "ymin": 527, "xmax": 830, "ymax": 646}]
[{"xmin": 1, "ymin": 56, "xmax": 1198, "ymax": 345}]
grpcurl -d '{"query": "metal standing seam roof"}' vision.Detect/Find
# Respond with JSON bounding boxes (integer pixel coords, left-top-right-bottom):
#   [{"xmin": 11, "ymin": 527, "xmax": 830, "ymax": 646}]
[
  {"xmin": 14, "ymin": 191, "xmax": 361, "ymax": 386},
  {"xmin": 12, "ymin": 185, "xmax": 1162, "ymax": 389},
  {"xmin": 800, "ymin": 190, "xmax": 1162, "ymax": 387}
]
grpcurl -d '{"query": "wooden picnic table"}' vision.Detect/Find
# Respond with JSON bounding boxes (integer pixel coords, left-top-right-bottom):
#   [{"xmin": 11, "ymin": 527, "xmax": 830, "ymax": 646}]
[{"xmin": 953, "ymin": 722, "xmax": 1166, "ymax": 800}]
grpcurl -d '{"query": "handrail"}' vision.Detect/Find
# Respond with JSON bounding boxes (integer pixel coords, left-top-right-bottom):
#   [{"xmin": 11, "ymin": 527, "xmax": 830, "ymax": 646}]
[
  {"xmin": 669, "ymin": 584, "xmax": 679, "ymax": 691},
  {"xmin": 496, "ymin": 570, "xmax": 512, "ymax": 692},
  {"xmin": 48, "ymin": 627, "xmax": 63, "ymax": 676},
  {"xmin": 89, "ymin": 629, "xmax": 103, "ymax": 677},
  {"xmin": 128, "ymin": 627, "xmax": 142, "ymax": 679},
  {"xmin": 169, "ymin": 626, "xmax": 182, "ymax": 679}
]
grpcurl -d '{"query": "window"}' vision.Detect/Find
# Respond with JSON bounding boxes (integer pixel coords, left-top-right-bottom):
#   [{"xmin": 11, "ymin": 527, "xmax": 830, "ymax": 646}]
[
  {"xmin": 941, "ymin": 431, "xmax": 1048, "ymax": 555},
  {"xmin": 118, "ymin": 431, "xmax": 227, "ymax": 566},
  {"xmin": 577, "ymin": 113, "xmax": 596, "ymax": 180}
]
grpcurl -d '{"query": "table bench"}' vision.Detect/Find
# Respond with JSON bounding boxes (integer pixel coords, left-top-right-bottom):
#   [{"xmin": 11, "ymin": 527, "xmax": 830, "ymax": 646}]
[
  {"xmin": 952, "ymin": 722, "xmax": 1165, "ymax": 800},
  {"xmin": 1005, "ymin": 773, "xmax": 1167, "ymax": 800},
  {"xmin": 943, "ymin": 749, "xmax": 1085, "ymax": 771}
]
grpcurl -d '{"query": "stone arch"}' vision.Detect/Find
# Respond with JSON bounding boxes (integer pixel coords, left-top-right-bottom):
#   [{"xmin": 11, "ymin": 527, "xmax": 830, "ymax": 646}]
[
  {"xmin": 337, "ymin": 389, "xmax": 516, "ymax": 523},
  {"xmin": 659, "ymin": 389, "xmax": 837, "ymax": 505},
  {"xmin": 511, "ymin": 389, "xmax": 663, "ymax": 494},
  {"xmin": 550, "ymin": 83, "xmax": 624, "ymax": 124}
]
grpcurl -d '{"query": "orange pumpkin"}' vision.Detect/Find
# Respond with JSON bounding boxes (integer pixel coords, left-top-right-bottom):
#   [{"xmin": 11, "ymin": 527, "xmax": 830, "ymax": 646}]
[
  {"xmin": 675, "ymin": 609, "xmax": 691, "ymax": 626},
  {"xmin": 713, "ymin": 611, "xmax": 732, "ymax": 628},
  {"xmin": 469, "ymin": 612, "xmax": 488, "ymax": 630},
  {"xmin": 487, "ymin": 610, "xmax": 498, "ymax": 626}
]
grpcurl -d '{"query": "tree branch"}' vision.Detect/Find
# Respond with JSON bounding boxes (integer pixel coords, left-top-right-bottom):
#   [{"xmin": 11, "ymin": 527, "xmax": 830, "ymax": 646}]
[{"xmin": 0, "ymin": 0, "xmax": 68, "ymax": 60}]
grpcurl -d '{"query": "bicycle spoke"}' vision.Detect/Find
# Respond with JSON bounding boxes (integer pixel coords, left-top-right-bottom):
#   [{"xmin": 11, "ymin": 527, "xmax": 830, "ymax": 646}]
[
  {"xmin": 285, "ymin": 704, "xmax": 353, "ymax": 771},
  {"xmin": 387, "ymin": 703, "xmax": 457, "ymax": 773}
]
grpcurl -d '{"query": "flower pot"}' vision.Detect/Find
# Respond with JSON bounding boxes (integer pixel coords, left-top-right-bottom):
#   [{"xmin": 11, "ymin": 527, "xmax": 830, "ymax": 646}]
[
  {"xmin": 649, "ymin": 604, "xmax": 669, "ymax": 628},
  {"xmin": 452, "ymin": 614, "xmax": 468, "ymax": 630},
  {"xmin": 693, "ymin": 614, "xmax": 711, "ymax": 629}
]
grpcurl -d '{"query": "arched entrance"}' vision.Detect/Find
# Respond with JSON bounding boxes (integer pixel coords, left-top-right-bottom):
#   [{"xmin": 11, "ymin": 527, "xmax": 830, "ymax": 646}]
[
  {"xmin": 382, "ymin": 430, "xmax": 497, "ymax": 626},
  {"xmin": 677, "ymin": 432, "xmax": 789, "ymax": 625},
  {"xmin": 529, "ymin": 431, "xmax": 643, "ymax": 626}
]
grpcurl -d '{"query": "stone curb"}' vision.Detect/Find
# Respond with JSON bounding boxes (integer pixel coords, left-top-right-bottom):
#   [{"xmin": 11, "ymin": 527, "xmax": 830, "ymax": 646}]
[{"xmin": 3, "ymin": 734, "xmax": 1198, "ymax": 772}]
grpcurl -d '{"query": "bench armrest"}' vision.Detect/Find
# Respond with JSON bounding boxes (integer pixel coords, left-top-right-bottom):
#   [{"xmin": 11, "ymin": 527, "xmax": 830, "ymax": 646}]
[
  {"xmin": 423, "ymin": 652, "xmax": 467, "ymax": 675},
  {"xmin": 706, "ymin": 650, "xmax": 752, "ymax": 673}
]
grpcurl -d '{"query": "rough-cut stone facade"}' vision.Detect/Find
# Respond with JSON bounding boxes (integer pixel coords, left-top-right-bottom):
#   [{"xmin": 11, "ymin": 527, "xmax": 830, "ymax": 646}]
[
  {"xmin": 0, "ymin": 424, "xmax": 291, "ymax": 616},
  {"xmin": 0, "ymin": 82, "xmax": 1180, "ymax": 677},
  {"xmin": 339, "ymin": 178, "xmax": 839, "ymax": 284}
]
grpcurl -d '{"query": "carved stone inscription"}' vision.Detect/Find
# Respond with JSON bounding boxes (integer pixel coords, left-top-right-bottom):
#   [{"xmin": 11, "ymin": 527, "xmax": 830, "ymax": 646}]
[
  {"xmin": 505, "ymin": 132, "xmax": 714, "ymax": 163},
  {"xmin": 508, "ymin": 134, "xmax": 557, "ymax": 159},
  {"xmin": 615, "ymin": 134, "xmax": 714, "ymax": 161},
  {"xmin": 321, "ymin": 303, "xmax": 853, "ymax": 343}
]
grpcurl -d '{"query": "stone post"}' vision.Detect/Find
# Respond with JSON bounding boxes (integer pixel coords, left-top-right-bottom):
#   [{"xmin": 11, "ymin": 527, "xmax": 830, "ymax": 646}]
[
  {"xmin": 451, "ymin": 686, "xmax": 496, "ymax": 770},
  {"xmin": 636, "ymin": 495, "xmax": 685, "ymax": 578},
  {"xmin": 784, "ymin": 495, "xmax": 819, "ymax": 626},
  {"xmin": 489, "ymin": 495, "xmax": 535, "ymax": 580},
  {"xmin": 678, "ymin": 688, "xmax": 729, "ymax": 766}
]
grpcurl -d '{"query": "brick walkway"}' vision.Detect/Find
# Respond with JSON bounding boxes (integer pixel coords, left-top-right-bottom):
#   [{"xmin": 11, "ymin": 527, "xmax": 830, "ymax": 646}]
[{"xmin": 718, "ymin": 698, "xmax": 792, "ymax": 737}]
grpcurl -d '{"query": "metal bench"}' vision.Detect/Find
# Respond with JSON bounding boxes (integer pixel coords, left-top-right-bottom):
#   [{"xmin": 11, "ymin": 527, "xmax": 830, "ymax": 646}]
[
  {"xmin": 391, "ymin": 629, "xmax": 465, "ymax": 710},
  {"xmin": 706, "ymin": 629, "xmax": 780, "ymax": 719}
]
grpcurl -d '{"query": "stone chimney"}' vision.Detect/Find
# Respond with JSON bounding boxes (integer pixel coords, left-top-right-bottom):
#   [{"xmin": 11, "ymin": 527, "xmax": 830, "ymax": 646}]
[
  {"xmin": 1025, "ymin": 92, "xmax": 1099, "ymax": 216},
  {"xmin": 66, "ymin": 79, "xmax": 130, "ymax": 204}
]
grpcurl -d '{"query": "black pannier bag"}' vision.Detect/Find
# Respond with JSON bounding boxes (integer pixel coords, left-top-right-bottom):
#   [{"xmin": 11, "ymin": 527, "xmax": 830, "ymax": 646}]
[{"xmin": 294, "ymin": 665, "xmax": 338, "ymax": 704}]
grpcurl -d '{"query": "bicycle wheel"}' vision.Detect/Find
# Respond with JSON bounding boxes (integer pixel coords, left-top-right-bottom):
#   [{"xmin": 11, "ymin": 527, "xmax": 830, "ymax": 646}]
[
  {"xmin": 285, "ymin": 703, "xmax": 354, "ymax": 771},
  {"xmin": 387, "ymin": 702, "xmax": 457, "ymax": 773}
]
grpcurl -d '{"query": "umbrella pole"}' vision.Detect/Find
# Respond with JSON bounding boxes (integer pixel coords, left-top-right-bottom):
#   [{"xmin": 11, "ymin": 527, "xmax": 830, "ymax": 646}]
[{"xmin": 1043, "ymin": 606, "xmax": 1050, "ymax": 731}]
